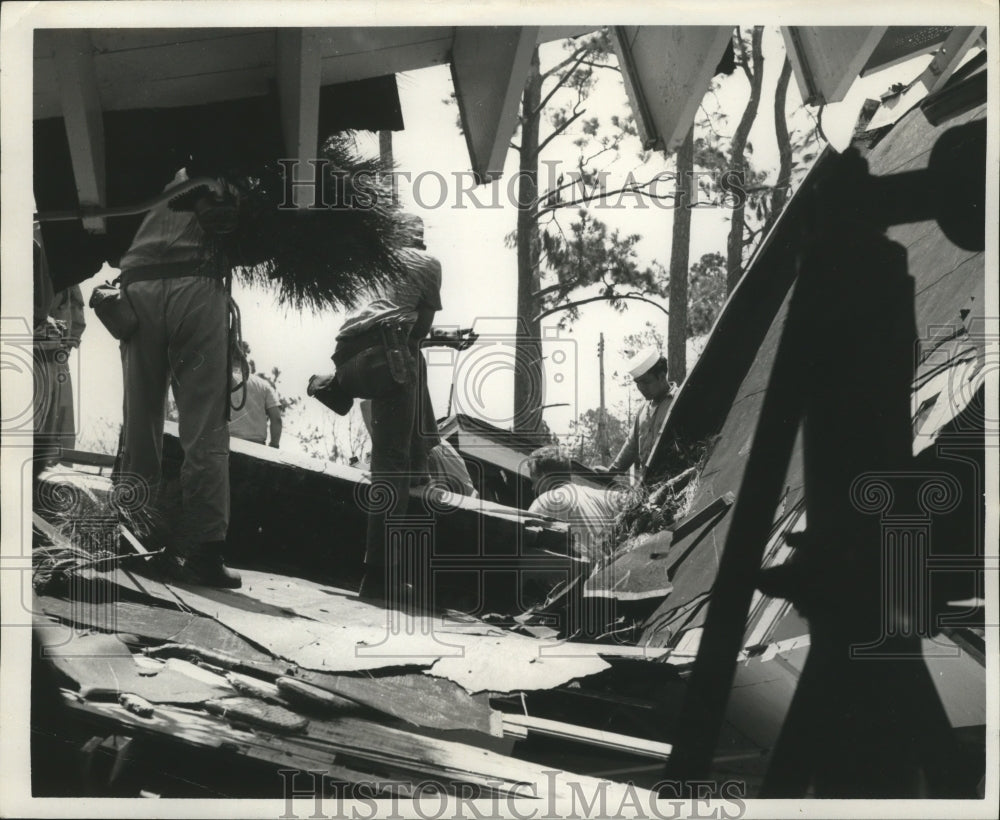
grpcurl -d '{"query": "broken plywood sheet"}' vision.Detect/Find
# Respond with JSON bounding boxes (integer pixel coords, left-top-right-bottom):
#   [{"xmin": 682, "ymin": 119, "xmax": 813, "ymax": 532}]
[
  {"xmin": 34, "ymin": 593, "xmax": 277, "ymax": 667},
  {"xmin": 295, "ymin": 668, "xmax": 500, "ymax": 736},
  {"xmin": 239, "ymin": 569, "xmax": 358, "ymax": 608},
  {"xmin": 159, "ymin": 573, "xmax": 609, "ymax": 691},
  {"xmin": 424, "ymin": 637, "xmax": 609, "ymax": 694},
  {"xmin": 583, "ymin": 531, "xmax": 674, "ymax": 601},
  {"xmin": 35, "ymin": 624, "xmax": 233, "ymax": 704}
]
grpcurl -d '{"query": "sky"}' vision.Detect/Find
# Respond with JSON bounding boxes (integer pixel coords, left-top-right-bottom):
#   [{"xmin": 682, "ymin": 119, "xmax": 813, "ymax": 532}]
[{"xmin": 68, "ymin": 27, "xmax": 942, "ymax": 461}]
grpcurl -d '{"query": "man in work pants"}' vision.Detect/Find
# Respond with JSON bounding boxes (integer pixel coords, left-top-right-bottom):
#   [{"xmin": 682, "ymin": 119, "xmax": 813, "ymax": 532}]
[
  {"xmin": 335, "ymin": 217, "xmax": 442, "ymax": 606},
  {"xmin": 115, "ymin": 168, "xmax": 239, "ymax": 588}
]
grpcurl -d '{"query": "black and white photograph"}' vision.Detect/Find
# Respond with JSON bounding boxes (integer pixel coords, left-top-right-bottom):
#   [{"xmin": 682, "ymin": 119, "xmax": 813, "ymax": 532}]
[{"xmin": 1, "ymin": 1, "xmax": 996, "ymax": 817}]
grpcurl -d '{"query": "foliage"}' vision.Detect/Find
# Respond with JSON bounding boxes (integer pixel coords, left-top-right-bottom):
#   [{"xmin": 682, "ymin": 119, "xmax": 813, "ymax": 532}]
[
  {"xmin": 686, "ymin": 252, "xmax": 727, "ymax": 337},
  {"xmin": 257, "ymin": 366, "xmax": 301, "ymax": 413},
  {"xmin": 609, "ymin": 435, "xmax": 716, "ymax": 545},
  {"xmin": 521, "ymin": 30, "xmax": 668, "ymax": 323},
  {"xmin": 217, "ymin": 134, "xmax": 415, "ymax": 312},
  {"xmin": 289, "ymin": 405, "xmax": 370, "ymax": 465},
  {"xmin": 567, "ymin": 406, "xmax": 629, "ymax": 464},
  {"xmin": 533, "ymin": 210, "xmax": 665, "ymax": 326}
]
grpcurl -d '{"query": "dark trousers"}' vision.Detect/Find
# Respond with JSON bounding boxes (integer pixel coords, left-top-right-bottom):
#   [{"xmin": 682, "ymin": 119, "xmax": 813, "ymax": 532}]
[{"xmin": 364, "ymin": 350, "xmax": 438, "ymax": 579}]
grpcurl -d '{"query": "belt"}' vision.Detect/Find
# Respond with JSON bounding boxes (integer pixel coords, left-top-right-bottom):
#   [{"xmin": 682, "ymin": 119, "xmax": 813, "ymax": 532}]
[
  {"xmin": 121, "ymin": 260, "xmax": 224, "ymax": 285},
  {"xmin": 333, "ymin": 324, "xmax": 421, "ymax": 366},
  {"xmin": 333, "ymin": 326, "xmax": 382, "ymax": 366}
]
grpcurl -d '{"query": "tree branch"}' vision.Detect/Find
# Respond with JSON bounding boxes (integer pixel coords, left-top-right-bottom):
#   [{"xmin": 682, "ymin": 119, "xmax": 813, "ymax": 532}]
[
  {"xmin": 531, "ymin": 281, "xmax": 567, "ymax": 300},
  {"xmin": 540, "ymin": 45, "xmax": 589, "ymax": 81},
  {"xmin": 577, "ymin": 59, "xmax": 620, "ymax": 73},
  {"xmin": 532, "ymin": 108, "xmax": 585, "ymax": 159},
  {"xmin": 533, "ymin": 175, "xmax": 675, "ymax": 222},
  {"xmin": 533, "ymin": 50, "xmax": 590, "ymax": 117},
  {"xmin": 535, "ymin": 294, "xmax": 668, "ymax": 323}
]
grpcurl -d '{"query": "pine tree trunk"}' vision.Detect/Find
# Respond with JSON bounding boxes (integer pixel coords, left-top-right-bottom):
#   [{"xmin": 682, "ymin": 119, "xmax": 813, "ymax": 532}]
[
  {"xmin": 726, "ymin": 26, "xmax": 765, "ymax": 294},
  {"xmin": 513, "ymin": 48, "xmax": 544, "ymax": 435},
  {"xmin": 762, "ymin": 56, "xmax": 794, "ymax": 239},
  {"xmin": 667, "ymin": 126, "xmax": 694, "ymax": 383}
]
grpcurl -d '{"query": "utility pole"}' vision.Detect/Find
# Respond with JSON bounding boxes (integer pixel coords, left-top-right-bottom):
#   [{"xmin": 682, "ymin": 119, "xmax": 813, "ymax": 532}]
[{"xmin": 598, "ymin": 333, "xmax": 610, "ymax": 463}]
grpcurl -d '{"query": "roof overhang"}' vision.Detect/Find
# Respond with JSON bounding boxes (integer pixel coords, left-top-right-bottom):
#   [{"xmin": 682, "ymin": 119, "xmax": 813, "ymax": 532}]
[
  {"xmin": 781, "ymin": 25, "xmax": 987, "ymax": 105},
  {"xmin": 612, "ymin": 25, "xmax": 735, "ymax": 153},
  {"xmin": 34, "ymin": 24, "xmax": 987, "ymax": 231},
  {"xmin": 33, "ymin": 26, "xmax": 598, "ymax": 219}
]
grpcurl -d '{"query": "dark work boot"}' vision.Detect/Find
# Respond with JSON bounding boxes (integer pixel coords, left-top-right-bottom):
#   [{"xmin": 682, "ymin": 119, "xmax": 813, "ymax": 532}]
[
  {"xmin": 158, "ymin": 542, "xmax": 241, "ymax": 589},
  {"xmin": 185, "ymin": 542, "xmax": 242, "ymax": 589}
]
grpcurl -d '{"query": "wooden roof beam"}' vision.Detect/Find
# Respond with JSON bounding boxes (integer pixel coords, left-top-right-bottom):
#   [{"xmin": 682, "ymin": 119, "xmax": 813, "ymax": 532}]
[
  {"xmin": 276, "ymin": 28, "xmax": 322, "ymax": 209},
  {"xmin": 919, "ymin": 26, "xmax": 985, "ymax": 94},
  {"xmin": 51, "ymin": 30, "xmax": 106, "ymax": 233},
  {"xmin": 782, "ymin": 26, "xmax": 888, "ymax": 106},
  {"xmin": 611, "ymin": 26, "xmax": 734, "ymax": 154},
  {"xmin": 451, "ymin": 26, "xmax": 540, "ymax": 185}
]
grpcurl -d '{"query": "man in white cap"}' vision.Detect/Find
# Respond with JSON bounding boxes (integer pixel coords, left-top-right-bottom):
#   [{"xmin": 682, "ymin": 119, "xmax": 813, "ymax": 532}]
[{"xmin": 595, "ymin": 347, "xmax": 674, "ymax": 483}]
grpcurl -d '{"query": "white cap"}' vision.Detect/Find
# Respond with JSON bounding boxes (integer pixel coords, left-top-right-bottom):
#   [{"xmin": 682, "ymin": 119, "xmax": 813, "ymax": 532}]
[{"xmin": 628, "ymin": 346, "xmax": 663, "ymax": 379}]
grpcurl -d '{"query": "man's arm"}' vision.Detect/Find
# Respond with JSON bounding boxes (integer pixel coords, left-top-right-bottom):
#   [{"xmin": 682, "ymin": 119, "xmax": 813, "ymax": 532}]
[
  {"xmin": 604, "ymin": 415, "xmax": 639, "ymax": 473},
  {"xmin": 262, "ymin": 381, "xmax": 282, "ymax": 447},
  {"xmin": 67, "ymin": 285, "xmax": 86, "ymax": 346},
  {"xmin": 266, "ymin": 405, "xmax": 282, "ymax": 448}
]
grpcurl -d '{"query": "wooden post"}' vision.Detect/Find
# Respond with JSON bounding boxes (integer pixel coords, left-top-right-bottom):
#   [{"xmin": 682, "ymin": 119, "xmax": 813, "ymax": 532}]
[{"xmin": 379, "ymin": 130, "xmax": 396, "ymax": 205}]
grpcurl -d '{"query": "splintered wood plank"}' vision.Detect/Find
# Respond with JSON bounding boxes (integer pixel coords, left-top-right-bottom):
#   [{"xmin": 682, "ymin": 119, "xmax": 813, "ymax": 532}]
[
  {"xmin": 500, "ymin": 712, "xmax": 673, "ymax": 760},
  {"xmin": 301, "ymin": 714, "xmax": 658, "ymax": 804},
  {"xmin": 59, "ymin": 694, "xmax": 380, "ymax": 789},
  {"xmin": 204, "ymin": 696, "xmax": 309, "ymax": 733},
  {"xmin": 294, "ymin": 669, "xmax": 500, "ymax": 736},
  {"xmin": 61, "ymin": 692, "xmax": 653, "ymax": 801}
]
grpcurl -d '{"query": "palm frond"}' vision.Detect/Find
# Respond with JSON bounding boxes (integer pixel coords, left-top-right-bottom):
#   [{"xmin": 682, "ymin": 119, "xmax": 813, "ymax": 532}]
[{"xmin": 219, "ymin": 134, "xmax": 412, "ymax": 312}]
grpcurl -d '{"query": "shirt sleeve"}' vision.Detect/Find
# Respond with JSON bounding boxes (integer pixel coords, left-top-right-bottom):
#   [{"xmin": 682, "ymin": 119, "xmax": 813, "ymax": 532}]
[
  {"xmin": 263, "ymin": 381, "xmax": 280, "ymax": 412},
  {"xmin": 68, "ymin": 285, "xmax": 86, "ymax": 344},
  {"xmin": 413, "ymin": 252, "xmax": 443, "ymax": 311}
]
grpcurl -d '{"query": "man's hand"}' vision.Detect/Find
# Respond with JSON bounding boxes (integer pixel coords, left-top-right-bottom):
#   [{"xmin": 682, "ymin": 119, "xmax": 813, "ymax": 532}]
[
  {"xmin": 426, "ymin": 328, "xmax": 478, "ymax": 351},
  {"xmin": 457, "ymin": 330, "xmax": 478, "ymax": 351},
  {"xmin": 42, "ymin": 317, "xmax": 67, "ymax": 340}
]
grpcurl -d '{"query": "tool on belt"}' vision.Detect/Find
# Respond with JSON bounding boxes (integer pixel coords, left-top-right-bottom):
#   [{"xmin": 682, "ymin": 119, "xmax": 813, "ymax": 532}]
[
  {"xmin": 308, "ymin": 320, "xmax": 418, "ymax": 417},
  {"xmin": 333, "ymin": 321, "xmax": 416, "ymax": 399},
  {"xmin": 89, "ymin": 276, "xmax": 138, "ymax": 341},
  {"xmin": 226, "ymin": 291, "xmax": 248, "ymax": 418}
]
